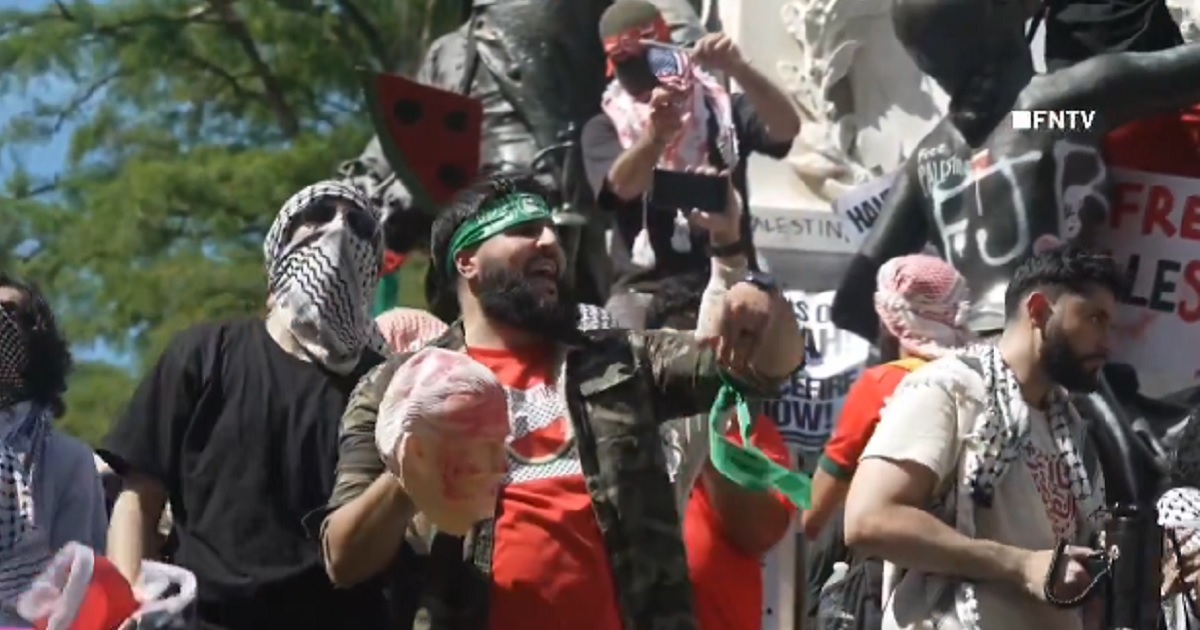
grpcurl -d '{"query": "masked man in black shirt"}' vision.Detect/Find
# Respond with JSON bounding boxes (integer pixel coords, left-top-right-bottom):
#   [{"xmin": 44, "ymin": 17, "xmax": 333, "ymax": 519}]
[{"xmin": 101, "ymin": 181, "xmax": 391, "ymax": 630}]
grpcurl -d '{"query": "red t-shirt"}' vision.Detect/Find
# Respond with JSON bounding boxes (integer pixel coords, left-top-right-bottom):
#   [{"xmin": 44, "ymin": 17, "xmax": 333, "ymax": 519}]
[
  {"xmin": 685, "ymin": 416, "xmax": 795, "ymax": 630},
  {"xmin": 818, "ymin": 361, "xmax": 922, "ymax": 480},
  {"xmin": 1104, "ymin": 105, "xmax": 1200, "ymax": 177},
  {"xmin": 469, "ymin": 346, "xmax": 622, "ymax": 630}
]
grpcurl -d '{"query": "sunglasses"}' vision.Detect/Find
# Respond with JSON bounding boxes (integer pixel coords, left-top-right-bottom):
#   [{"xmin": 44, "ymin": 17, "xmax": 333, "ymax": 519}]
[{"xmin": 295, "ymin": 199, "xmax": 379, "ymax": 241}]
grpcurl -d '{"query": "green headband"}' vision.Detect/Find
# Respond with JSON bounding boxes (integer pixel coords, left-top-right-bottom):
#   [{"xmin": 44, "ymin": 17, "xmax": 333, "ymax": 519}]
[{"xmin": 445, "ymin": 193, "xmax": 554, "ymax": 272}]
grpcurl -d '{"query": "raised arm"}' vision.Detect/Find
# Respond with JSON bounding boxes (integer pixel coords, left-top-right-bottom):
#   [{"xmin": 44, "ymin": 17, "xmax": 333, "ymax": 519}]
[
  {"xmin": 831, "ymin": 164, "xmax": 930, "ymax": 342},
  {"xmin": 639, "ymin": 288, "xmax": 804, "ymax": 421},
  {"xmin": 1023, "ymin": 44, "xmax": 1200, "ymax": 130}
]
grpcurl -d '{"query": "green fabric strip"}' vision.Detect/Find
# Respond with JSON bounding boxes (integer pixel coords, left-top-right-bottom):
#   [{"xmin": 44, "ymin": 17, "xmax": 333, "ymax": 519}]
[
  {"xmin": 373, "ymin": 273, "xmax": 400, "ymax": 317},
  {"xmin": 709, "ymin": 379, "xmax": 813, "ymax": 509},
  {"xmin": 817, "ymin": 453, "xmax": 854, "ymax": 481},
  {"xmin": 445, "ymin": 193, "xmax": 554, "ymax": 271}
]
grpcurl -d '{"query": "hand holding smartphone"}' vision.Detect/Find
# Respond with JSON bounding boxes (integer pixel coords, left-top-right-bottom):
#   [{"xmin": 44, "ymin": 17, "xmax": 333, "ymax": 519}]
[{"xmin": 648, "ymin": 169, "xmax": 729, "ymax": 214}]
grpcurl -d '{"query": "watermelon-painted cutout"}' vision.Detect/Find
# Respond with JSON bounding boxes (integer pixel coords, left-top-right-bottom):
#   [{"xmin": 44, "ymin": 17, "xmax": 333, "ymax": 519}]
[{"xmin": 362, "ymin": 70, "xmax": 483, "ymax": 210}]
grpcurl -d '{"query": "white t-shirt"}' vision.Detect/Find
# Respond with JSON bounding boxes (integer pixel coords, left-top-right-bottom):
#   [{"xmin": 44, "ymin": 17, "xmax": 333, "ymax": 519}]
[{"xmin": 860, "ymin": 357, "xmax": 1095, "ymax": 630}]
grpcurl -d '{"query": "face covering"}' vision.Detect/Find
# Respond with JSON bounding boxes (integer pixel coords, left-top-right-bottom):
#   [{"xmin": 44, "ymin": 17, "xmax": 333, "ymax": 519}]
[
  {"xmin": 0, "ymin": 309, "xmax": 28, "ymax": 408},
  {"xmin": 263, "ymin": 181, "xmax": 387, "ymax": 373}
]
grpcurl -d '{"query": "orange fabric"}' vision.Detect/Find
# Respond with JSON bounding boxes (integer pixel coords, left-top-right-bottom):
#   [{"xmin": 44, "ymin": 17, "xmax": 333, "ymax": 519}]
[
  {"xmin": 1105, "ymin": 105, "xmax": 1200, "ymax": 177},
  {"xmin": 468, "ymin": 346, "xmax": 622, "ymax": 630},
  {"xmin": 603, "ymin": 16, "xmax": 671, "ymax": 78},
  {"xmin": 685, "ymin": 416, "xmax": 795, "ymax": 630},
  {"xmin": 820, "ymin": 363, "xmax": 916, "ymax": 477}
]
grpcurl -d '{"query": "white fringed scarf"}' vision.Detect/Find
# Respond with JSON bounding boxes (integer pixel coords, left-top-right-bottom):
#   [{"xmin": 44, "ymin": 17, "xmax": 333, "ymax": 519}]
[{"xmin": 894, "ymin": 343, "xmax": 1107, "ymax": 627}]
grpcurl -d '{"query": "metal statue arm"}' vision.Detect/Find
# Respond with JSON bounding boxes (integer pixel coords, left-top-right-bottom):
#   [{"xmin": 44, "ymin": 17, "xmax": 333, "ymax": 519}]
[
  {"xmin": 1023, "ymin": 44, "xmax": 1200, "ymax": 130},
  {"xmin": 831, "ymin": 163, "xmax": 930, "ymax": 342}
]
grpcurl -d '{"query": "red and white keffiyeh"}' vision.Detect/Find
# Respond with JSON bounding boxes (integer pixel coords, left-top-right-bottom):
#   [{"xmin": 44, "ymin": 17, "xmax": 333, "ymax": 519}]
[
  {"xmin": 874, "ymin": 254, "xmax": 972, "ymax": 359},
  {"xmin": 601, "ymin": 56, "xmax": 738, "ymax": 171}
]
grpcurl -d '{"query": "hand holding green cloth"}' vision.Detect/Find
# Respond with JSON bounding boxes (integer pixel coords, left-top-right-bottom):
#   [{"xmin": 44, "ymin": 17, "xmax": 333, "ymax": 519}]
[{"xmin": 709, "ymin": 379, "xmax": 813, "ymax": 509}]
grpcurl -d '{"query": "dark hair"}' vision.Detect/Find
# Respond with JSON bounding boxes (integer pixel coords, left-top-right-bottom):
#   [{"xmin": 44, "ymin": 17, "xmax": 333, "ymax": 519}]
[
  {"xmin": 1003, "ymin": 245, "xmax": 1127, "ymax": 320},
  {"xmin": 429, "ymin": 169, "xmax": 552, "ymax": 292},
  {"xmin": 645, "ymin": 272, "xmax": 709, "ymax": 330},
  {"xmin": 0, "ymin": 274, "xmax": 72, "ymax": 417}
]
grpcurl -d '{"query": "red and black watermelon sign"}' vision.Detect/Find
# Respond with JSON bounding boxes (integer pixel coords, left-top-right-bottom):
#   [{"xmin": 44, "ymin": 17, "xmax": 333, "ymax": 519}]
[{"xmin": 362, "ymin": 70, "xmax": 483, "ymax": 210}]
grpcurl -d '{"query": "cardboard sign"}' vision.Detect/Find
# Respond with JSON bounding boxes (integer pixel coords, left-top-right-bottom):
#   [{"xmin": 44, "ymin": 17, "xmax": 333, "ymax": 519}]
[
  {"xmin": 831, "ymin": 172, "xmax": 898, "ymax": 248},
  {"xmin": 1100, "ymin": 168, "xmax": 1200, "ymax": 397},
  {"xmin": 762, "ymin": 290, "xmax": 872, "ymax": 465}
]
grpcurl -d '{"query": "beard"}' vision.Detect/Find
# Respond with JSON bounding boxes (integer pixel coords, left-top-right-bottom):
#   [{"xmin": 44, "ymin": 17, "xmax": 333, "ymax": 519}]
[
  {"xmin": 1040, "ymin": 321, "xmax": 1104, "ymax": 393},
  {"xmin": 476, "ymin": 265, "xmax": 580, "ymax": 341}
]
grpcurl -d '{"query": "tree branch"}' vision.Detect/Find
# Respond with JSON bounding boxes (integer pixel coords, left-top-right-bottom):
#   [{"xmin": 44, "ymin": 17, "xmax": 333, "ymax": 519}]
[
  {"xmin": 332, "ymin": 0, "xmax": 389, "ymax": 70},
  {"xmin": 53, "ymin": 70, "xmax": 122, "ymax": 132},
  {"xmin": 177, "ymin": 51, "xmax": 263, "ymax": 101},
  {"xmin": 209, "ymin": 0, "xmax": 301, "ymax": 138}
]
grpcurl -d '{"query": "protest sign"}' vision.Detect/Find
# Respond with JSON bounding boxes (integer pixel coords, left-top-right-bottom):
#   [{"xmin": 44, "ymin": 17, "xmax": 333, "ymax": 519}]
[
  {"xmin": 762, "ymin": 290, "xmax": 873, "ymax": 467},
  {"xmin": 831, "ymin": 172, "xmax": 897, "ymax": 248},
  {"xmin": 1099, "ymin": 168, "xmax": 1200, "ymax": 397}
]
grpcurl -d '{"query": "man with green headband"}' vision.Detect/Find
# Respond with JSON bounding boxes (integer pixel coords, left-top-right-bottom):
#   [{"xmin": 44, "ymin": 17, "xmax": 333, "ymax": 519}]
[{"xmin": 313, "ymin": 171, "xmax": 806, "ymax": 629}]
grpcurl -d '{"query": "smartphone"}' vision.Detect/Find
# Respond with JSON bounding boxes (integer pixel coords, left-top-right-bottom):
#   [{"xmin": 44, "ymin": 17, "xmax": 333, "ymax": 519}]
[{"xmin": 649, "ymin": 169, "xmax": 728, "ymax": 213}]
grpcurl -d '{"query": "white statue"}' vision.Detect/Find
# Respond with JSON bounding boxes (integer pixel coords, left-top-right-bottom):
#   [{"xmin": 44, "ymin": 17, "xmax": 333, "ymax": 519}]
[
  {"xmin": 776, "ymin": 0, "xmax": 948, "ymax": 201},
  {"xmin": 1168, "ymin": 0, "xmax": 1199, "ymax": 43}
]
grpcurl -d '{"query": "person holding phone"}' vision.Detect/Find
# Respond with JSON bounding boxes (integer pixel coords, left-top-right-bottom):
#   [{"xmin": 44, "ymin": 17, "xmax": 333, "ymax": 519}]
[{"xmin": 581, "ymin": 0, "xmax": 800, "ymax": 329}]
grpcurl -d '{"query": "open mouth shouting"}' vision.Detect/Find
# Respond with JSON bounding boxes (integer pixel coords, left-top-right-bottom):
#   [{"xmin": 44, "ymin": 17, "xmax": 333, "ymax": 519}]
[{"xmin": 526, "ymin": 257, "xmax": 560, "ymax": 298}]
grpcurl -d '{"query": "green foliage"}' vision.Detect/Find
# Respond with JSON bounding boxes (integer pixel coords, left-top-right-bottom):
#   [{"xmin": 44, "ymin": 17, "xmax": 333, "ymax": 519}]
[{"xmin": 1, "ymin": 0, "xmax": 460, "ymax": 444}]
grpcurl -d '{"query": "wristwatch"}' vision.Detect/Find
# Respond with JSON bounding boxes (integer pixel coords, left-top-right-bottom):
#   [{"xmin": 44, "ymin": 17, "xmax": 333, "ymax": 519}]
[{"xmin": 739, "ymin": 270, "xmax": 779, "ymax": 295}]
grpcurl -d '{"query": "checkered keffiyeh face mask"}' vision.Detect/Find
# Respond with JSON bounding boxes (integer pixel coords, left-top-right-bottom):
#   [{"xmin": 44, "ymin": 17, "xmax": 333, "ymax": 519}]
[
  {"xmin": 263, "ymin": 181, "xmax": 387, "ymax": 373},
  {"xmin": 0, "ymin": 309, "xmax": 28, "ymax": 408},
  {"xmin": 0, "ymin": 444, "xmax": 51, "ymax": 611}
]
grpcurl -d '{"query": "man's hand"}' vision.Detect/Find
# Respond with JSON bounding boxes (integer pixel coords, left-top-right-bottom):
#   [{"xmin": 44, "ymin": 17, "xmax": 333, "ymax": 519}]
[
  {"xmin": 1163, "ymin": 527, "xmax": 1200, "ymax": 597},
  {"xmin": 1021, "ymin": 546, "xmax": 1097, "ymax": 603},
  {"xmin": 648, "ymin": 86, "xmax": 686, "ymax": 145},
  {"xmin": 691, "ymin": 33, "xmax": 746, "ymax": 74},
  {"xmin": 716, "ymin": 282, "xmax": 776, "ymax": 372},
  {"xmin": 685, "ymin": 166, "xmax": 742, "ymax": 247}
]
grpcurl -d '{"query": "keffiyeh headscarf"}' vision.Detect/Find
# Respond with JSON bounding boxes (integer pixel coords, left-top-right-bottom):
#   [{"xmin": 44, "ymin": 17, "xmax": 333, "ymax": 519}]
[
  {"xmin": 901, "ymin": 343, "xmax": 1106, "ymax": 628},
  {"xmin": 0, "ymin": 306, "xmax": 51, "ymax": 491},
  {"xmin": 874, "ymin": 255, "xmax": 972, "ymax": 359},
  {"xmin": 0, "ymin": 444, "xmax": 51, "ymax": 615},
  {"xmin": 263, "ymin": 181, "xmax": 391, "ymax": 372},
  {"xmin": 0, "ymin": 308, "xmax": 28, "ymax": 409},
  {"xmin": 577, "ymin": 303, "xmax": 619, "ymax": 332}
]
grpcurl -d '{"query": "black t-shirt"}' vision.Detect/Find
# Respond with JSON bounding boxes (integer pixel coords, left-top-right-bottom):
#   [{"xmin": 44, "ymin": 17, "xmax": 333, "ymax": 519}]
[
  {"xmin": 100, "ymin": 319, "xmax": 386, "ymax": 630},
  {"xmin": 580, "ymin": 92, "xmax": 793, "ymax": 293}
]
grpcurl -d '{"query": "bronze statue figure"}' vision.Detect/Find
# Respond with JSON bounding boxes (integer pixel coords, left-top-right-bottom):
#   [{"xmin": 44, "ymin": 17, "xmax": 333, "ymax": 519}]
[{"xmin": 340, "ymin": 0, "xmax": 704, "ymax": 306}]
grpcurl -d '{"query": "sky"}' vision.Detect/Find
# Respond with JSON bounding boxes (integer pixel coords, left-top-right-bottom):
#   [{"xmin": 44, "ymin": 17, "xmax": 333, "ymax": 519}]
[{"xmin": 1, "ymin": 0, "xmax": 130, "ymax": 365}]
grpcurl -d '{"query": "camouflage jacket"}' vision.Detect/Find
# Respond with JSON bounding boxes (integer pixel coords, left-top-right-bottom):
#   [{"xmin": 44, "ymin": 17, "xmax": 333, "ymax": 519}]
[{"xmin": 319, "ymin": 323, "xmax": 786, "ymax": 630}]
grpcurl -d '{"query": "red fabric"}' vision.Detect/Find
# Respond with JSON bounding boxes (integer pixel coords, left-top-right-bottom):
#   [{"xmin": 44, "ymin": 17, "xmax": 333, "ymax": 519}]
[
  {"xmin": 468, "ymin": 346, "xmax": 622, "ymax": 630},
  {"xmin": 381, "ymin": 251, "xmax": 407, "ymax": 276},
  {"xmin": 32, "ymin": 554, "xmax": 138, "ymax": 630},
  {"xmin": 1104, "ymin": 106, "xmax": 1200, "ymax": 177},
  {"xmin": 603, "ymin": 16, "xmax": 671, "ymax": 78},
  {"xmin": 685, "ymin": 416, "xmax": 794, "ymax": 630},
  {"xmin": 821, "ymin": 363, "xmax": 916, "ymax": 476}
]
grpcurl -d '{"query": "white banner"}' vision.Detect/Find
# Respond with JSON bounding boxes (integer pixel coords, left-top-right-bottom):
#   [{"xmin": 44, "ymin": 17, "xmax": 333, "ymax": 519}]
[
  {"xmin": 831, "ymin": 172, "xmax": 897, "ymax": 249},
  {"xmin": 1098, "ymin": 168, "xmax": 1200, "ymax": 398},
  {"xmin": 762, "ymin": 290, "xmax": 873, "ymax": 468}
]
